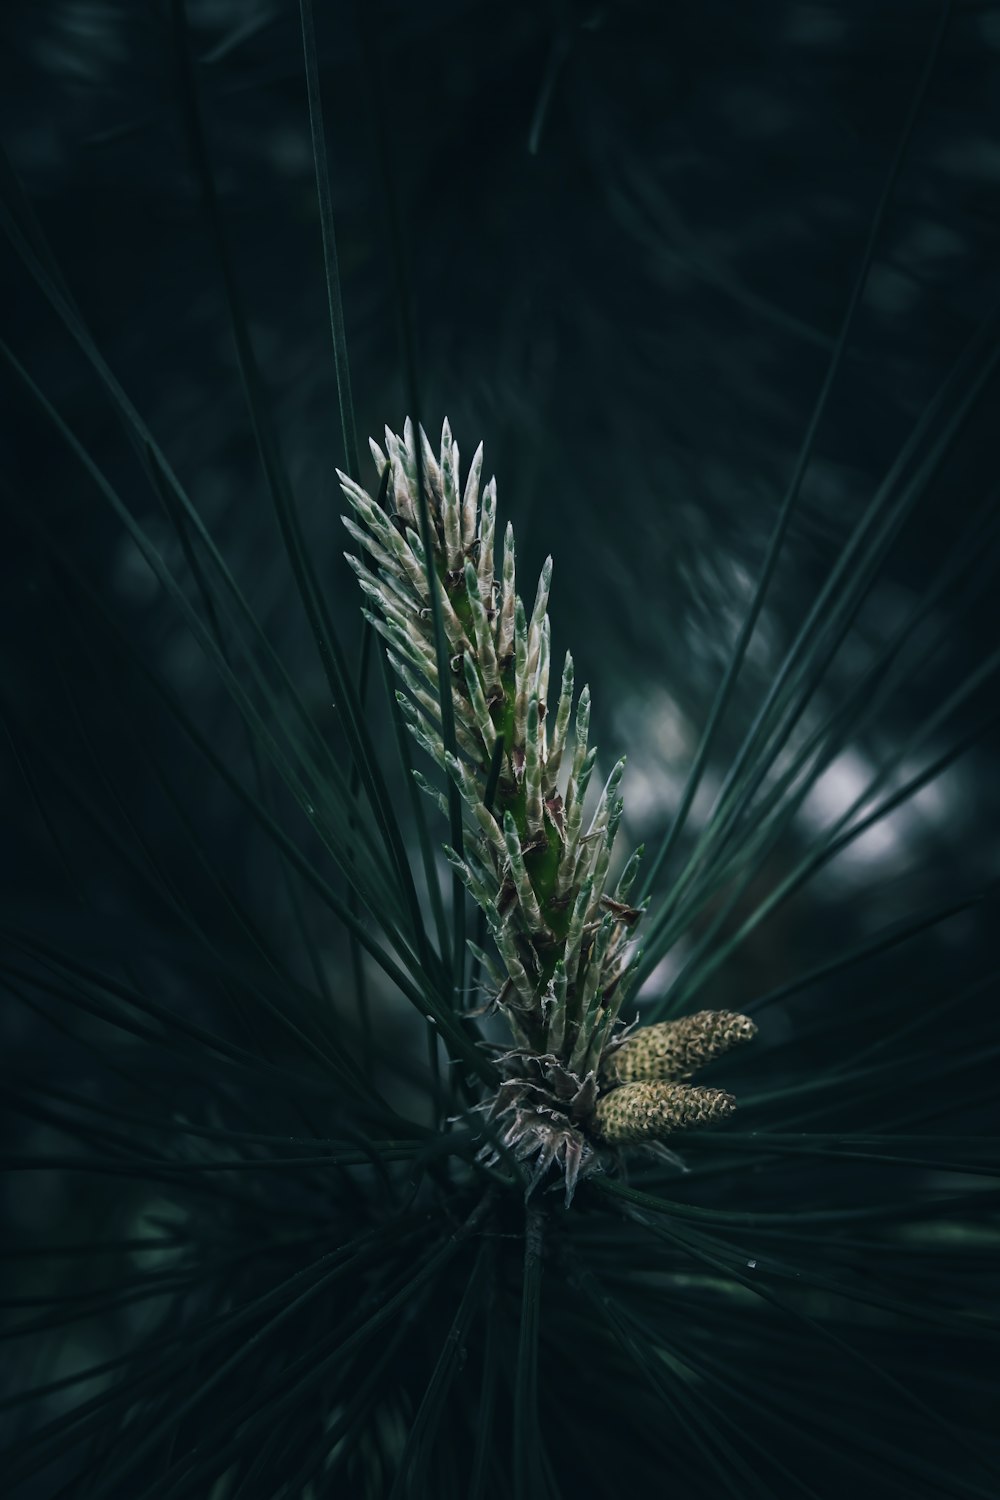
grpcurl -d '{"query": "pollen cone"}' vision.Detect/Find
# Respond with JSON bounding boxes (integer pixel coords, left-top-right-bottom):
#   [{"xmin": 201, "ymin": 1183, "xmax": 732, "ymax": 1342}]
[
  {"xmin": 602, "ymin": 1010, "xmax": 757, "ymax": 1086},
  {"xmin": 592, "ymin": 1081, "xmax": 737, "ymax": 1145}
]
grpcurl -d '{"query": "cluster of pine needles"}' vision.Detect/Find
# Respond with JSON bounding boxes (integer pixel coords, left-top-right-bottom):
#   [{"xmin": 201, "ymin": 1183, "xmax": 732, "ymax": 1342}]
[{"xmin": 1, "ymin": 3, "xmax": 999, "ymax": 1498}]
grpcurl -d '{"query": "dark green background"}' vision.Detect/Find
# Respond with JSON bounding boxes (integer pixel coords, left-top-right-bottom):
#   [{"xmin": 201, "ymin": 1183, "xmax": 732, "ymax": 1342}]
[{"xmin": 2, "ymin": 3, "xmax": 998, "ymax": 1497}]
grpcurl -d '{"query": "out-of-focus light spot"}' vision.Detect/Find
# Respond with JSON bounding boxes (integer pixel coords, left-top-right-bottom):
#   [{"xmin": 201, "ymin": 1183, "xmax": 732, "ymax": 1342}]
[
  {"xmin": 637, "ymin": 947, "xmax": 688, "ymax": 1004},
  {"xmin": 112, "ymin": 535, "xmax": 160, "ymax": 604},
  {"xmin": 615, "ymin": 687, "xmax": 699, "ymax": 826},
  {"xmin": 798, "ymin": 747, "xmax": 958, "ymax": 881}
]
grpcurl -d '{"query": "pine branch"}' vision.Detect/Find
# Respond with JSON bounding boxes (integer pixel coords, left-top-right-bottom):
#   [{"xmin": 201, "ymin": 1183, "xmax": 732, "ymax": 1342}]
[{"xmin": 339, "ymin": 420, "xmax": 758, "ymax": 1201}]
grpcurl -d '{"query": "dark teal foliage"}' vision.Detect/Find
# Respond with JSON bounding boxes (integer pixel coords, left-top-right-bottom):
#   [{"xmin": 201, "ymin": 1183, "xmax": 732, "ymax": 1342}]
[{"xmin": 1, "ymin": 2, "xmax": 998, "ymax": 1496}]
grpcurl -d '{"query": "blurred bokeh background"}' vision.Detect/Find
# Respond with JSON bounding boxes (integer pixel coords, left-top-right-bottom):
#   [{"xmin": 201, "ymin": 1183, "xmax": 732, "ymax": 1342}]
[{"xmin": 2, "ymin": 1, "xmax": 998, "ymax": 1491}]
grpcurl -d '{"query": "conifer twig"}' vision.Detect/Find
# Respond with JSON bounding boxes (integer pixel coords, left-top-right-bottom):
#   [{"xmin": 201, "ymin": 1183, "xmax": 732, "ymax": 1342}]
[{"xmin": 339, "ymin": 421, "xmax": 758, "ymax": 1202}]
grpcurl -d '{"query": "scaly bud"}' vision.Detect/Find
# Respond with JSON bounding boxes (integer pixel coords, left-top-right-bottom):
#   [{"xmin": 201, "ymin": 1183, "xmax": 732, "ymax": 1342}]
[{"xmin": 338, "ymin": 421, "xmax": 757, "ymax": 1205}]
